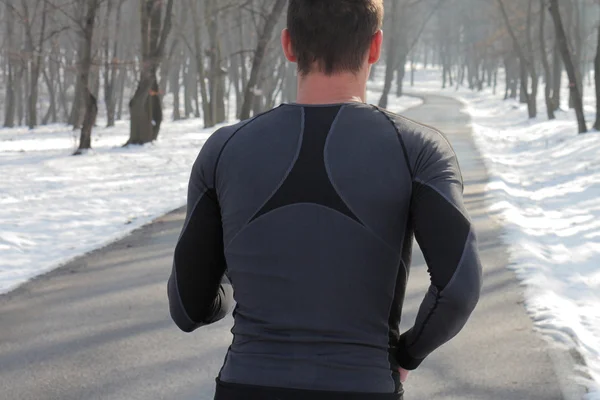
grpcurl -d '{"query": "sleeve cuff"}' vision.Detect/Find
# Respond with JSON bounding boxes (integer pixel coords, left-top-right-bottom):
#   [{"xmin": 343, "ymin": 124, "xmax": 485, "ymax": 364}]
[
  {"xmin": 203, "ymin": 279, "xmax": 234, "ymax": 324},
  {"xmin": 395, "ymin": 333, "xmax": 426, "ymax": 370}
]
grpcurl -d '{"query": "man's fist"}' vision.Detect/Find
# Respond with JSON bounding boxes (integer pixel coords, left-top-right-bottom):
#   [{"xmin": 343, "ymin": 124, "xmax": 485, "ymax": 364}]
[{"xmin": 399, "ymin": 368, "xmax": 409, "ymax": 383}]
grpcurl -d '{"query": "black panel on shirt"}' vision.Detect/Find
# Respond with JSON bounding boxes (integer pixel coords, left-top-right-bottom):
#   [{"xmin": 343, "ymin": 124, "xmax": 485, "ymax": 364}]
[
  {"xmin": 411, "ymin": 182, "xmax": 470, "ymax": 289},
  {"xmin": 173, "ymin": 188, "xmax": 226, "ymax": 323},
  {"xmin": 251, "ymin": 106, "xmax": 361, "ymax": 224}
]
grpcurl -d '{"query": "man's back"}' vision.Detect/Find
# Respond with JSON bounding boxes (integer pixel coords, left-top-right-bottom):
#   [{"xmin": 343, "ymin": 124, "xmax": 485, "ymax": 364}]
[
  {"xmin": 168, "ymin": 103, "xmax": 482, "ymax": 399},
  {"xmin": 218, "ymin": 103, "xmax": 409, "ymax": 393}
]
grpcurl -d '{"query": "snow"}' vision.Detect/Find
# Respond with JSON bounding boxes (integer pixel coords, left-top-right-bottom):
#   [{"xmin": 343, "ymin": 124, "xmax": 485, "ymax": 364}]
[
  {"xmin": 0, "ymin": 93, "xmax": 421, "ymax": 296},
  {"xmin": 409, "ymin": 66, "xmax": 600, "ymax": 398},
  {"xmin": 0, "ymin": 119, "xmax": 214, "ymax": 294}
]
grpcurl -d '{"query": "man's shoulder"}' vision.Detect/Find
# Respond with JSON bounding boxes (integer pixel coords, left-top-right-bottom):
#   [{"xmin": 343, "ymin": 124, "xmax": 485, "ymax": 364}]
[
  {"xmin": 202, "ymin": 106, "xmax": 285, "ymax": 156},
  {"xmin": 374, "ymin": 106, "xmax": 443, "ymax": 140},
  {"xmin": 375, "ymin": 105, "xmax": 455, "ymax": 156}
]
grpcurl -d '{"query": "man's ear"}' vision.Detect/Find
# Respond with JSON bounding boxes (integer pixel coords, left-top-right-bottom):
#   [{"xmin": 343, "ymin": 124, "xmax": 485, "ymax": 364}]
[
  {"xmin": 281, "ymin": 28, "xmax": 297, "ymax": 63},
  {"xmin": 368, "ymin": 30, "xmax": 383, "ymax": 65}
]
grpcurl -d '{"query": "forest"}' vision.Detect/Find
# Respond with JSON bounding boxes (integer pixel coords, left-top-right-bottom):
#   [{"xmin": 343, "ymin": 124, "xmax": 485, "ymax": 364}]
[{"xmin": 0, "ymin": 0, "xmax": 598, "ymax": 154}]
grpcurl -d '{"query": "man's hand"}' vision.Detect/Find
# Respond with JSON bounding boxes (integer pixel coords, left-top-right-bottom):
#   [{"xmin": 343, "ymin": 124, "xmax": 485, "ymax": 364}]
[{"xmin": 399, "ymin": 368, "xmax": 410, "ymax": 383}]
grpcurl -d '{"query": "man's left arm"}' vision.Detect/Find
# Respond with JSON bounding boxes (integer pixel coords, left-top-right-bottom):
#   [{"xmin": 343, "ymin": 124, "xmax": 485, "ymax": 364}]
[{"xmin": 167, "ymin": 135, "xmax": 233, "ymax": 333}]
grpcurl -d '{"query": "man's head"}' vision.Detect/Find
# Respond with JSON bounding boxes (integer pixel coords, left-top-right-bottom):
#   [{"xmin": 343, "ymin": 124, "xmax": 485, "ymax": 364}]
[{"xmin": 282, "ymin": 0, "xmax": 384, "ymax": 77}]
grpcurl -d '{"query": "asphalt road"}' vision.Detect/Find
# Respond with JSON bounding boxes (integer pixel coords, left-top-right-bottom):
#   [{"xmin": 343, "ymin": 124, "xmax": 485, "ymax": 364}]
[{"xmin": 0, "ymin": 95, "xmax": 582, "ymax": 399}]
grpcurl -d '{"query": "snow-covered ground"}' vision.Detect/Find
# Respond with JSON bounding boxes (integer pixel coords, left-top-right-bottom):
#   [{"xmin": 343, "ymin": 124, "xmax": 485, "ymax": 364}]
[
  {"xmin": 0, "ymin": 119, "xmax": 215, "ymax": 294},
  {"xmin": 409, "ymin": 66, "xmax": 600, "ymax": 398},
  {"xmin": 0, "ymin": 92, "xmax": 421, "ymax": 296}
]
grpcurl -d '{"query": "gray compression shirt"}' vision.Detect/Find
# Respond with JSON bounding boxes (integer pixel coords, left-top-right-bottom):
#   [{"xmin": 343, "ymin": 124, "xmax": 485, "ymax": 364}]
[{"xmin": 168, "ymin": 102, "xmax": 483, "ymax": 397}]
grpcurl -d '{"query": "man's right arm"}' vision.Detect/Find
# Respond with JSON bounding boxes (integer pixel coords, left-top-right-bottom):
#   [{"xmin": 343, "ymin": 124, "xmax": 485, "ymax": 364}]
[{"xmin": 395, "ymin": 126, "xmax": 483, "ymax": 370}]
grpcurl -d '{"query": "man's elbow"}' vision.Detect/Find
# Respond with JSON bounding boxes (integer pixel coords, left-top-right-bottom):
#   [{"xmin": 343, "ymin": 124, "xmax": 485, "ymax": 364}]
[
  {"xmin": 449, "ymin": 261, "xmax": 482, "ymax": 316},
  {"xmin": 167, "ymin": 274, "xmax": 201, "ymax": 333}
]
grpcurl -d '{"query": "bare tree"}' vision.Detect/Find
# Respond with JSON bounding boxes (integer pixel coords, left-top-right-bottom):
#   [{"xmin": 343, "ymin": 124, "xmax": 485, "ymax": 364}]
[
  {"xmin": 378, "ymin": 0, "xmax": 401, "ymax": 109},
  {"xmin": 103, "ymin": 0, "xmax": 126, "ymax": 127},
  {"xmin": 3, "ymin": 3, "xmax": 16, "ymax": 127},
  {"xmin": 497, "ymin": 0, "xmax": 537, "ymax": 118},
  {"xmin": 188, "ymin": 0, "xmax": 212, "ymax": 127},
  {"xmin": 548, "ymin": 0, "xmax": 587, "ymax": 133},
  {"xmin": 551, "ymin": 36, "xmax": 562, "ymax": 110},
  {"xmin": 539, "ymin": 0, "xmax": 554, "ymax": 120},
  {"xmin": 239, "ymin": 0, "xmax": 287, "ymax": 120},
  {"xmin": 205, "ymin": 0, "xmax": 226, "ymax": 125},
  {"xmin": 126, "ymin": 0, "xmax": 175, "ymax": 145},
  {"xmin": 20, "ymin": 0, "xmax": 50, "ymax": 129},
  {"xmin": 594, "ymin": 22, "xmax": 600, "ymax": 131},
  {"xmin": 380, "ymin": 0, "xmax": 443, "ymax": 107},
  {"xmin": 74, "ymin": 0, "xmax": 102, "ymax": 155}
]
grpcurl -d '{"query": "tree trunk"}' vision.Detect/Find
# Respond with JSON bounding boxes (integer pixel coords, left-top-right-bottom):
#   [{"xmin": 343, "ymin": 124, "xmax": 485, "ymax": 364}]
[
  {"xmin": 184, "ymin": 61, "xmax": 193, "ymax": 118},
  {"xmin": 594, "ymin": 25, "xmax": 600, "ymax": 131},
  {"xmin": 116, "ymin": 67, "xmax": 126, "ymax": 120},
  {"xmin": 497, "ymin": 0, "xmax": 536, "ymax": 117},
  {"xmin": 519, "ymin": 61, "xmax": 531, "ymax": 107},
  {"xmin": 229, "ymin": 46, "xmax": 242, "ymax": 110},
  {"xmin": 17, "ymin": 67, "xmax": 24, "ymax": 125},
  {"xmin": 458, "ymin": 63, "xmax": 466, "ymax": 87},
  {"xmin": 104, "ymin": 0, "xmax": 125, "ymax": 127},
  {"xmin": 129, "ymin": 82, "xmax": 155, "ymax": 144},
  {"xmin": 509, "ymin": 61, "xmax": 518, "ymax": 98},
  {"xmin": 4, "ymin": 62, "xmax": 16, "ymax": 128},
  {"xmin": 41, "ymin": 67, "xmax": 57, "ymax": 125},
  {"xmin": 127, "ymin": 0, "xmax": 174, "ymax": 145},
  {"xmin": 4, "ymin": 7, "xmax": 16, "ymax": 128},
  {"xmin": 150, "ymin": 77, "xmax": 163, "ymax": 140},
  {"xmin": 493, "ymin": 68, "xmax": 498, "ymax": 95},
  {"xmin": 238, "ymin": 9, "xmax": 249, "ymax": 102},
  {"xmin": 189, "ymin": 0, "xmax": 212, "ymax": 127},
  {"xmin": 525, "ymin": 0, "xmax": 537, "ymax": 118},
  {"xmin": 171, "ymin": 51, "xmax": 182, "ymax": 120},
  {"xmin": 552, "ymin": 38, "xmax": 562, "ymax": 110},
  {"xmin": 539, "ymin": 0, "xmax": 555, "ymax": 120},
  {"xmin": 239, "ymin": 0, "xmax": 287, "ymax": 120},
  {"xmin": 548, "ymin": 0, "xmax": 587, "ymax": 133},
  {"xmin": 69, "ymin": 36, "xmax": 86, "ymax": 128},
  {"xmin": 205, "ymin": 0, "xmax": 226, "ymax": 124},
  {"xmin": 75, "ymin": 0, "xmax": 101, "ymax": 155},
  {"xmin": 504, "ymin": 56, "xmax": 510, "ymax": 99},
  {"xmin": 396, "ymin": 52, "xmax": 408, "ymax": 97},
  {"xmin": 192, "ymin": 66, "xmax": 201, "ymax": 118},
  {"xmin": 442, "ymin": 53, "xmax": 448, "ymax": 89},
  {"xmin": 379, "ymin": 0, "xmax": 400, "ymax": 108},
  {"xmin": 56, "ymin": 54, "xmax": 69, "ymax": 122},
  {"xmin": 568, "ymin": 0, "xmax": 583, "ymax": 110},
  {"xmin": 26, "ymin": 0, "xmax": 49, "ymax": 129}
]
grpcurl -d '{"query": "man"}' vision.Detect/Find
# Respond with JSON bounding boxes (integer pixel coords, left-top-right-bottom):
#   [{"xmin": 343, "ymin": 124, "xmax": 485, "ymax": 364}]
[{"xmin": 168, "ymin": 1, "xmax": 483, "ymax": 399}]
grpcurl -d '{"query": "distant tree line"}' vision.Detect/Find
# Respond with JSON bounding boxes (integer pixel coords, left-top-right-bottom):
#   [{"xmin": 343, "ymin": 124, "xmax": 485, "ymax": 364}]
[
  {"xmin": 0, "ymin": 0, "xmax": 288, "ymax": 153},
  {"xmin": 0, "ymin": 0, "xmax": 598, "ymax": 155},
  {"xmin": 393, "ymin": 0, "xmax": 599, "ymax": 133}
]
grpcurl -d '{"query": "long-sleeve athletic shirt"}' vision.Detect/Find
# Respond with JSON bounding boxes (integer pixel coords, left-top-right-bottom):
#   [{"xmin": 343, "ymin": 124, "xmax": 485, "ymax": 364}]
[{"xmin": 168, "ymin": 102, "xmax": 483, "ymax": 399}]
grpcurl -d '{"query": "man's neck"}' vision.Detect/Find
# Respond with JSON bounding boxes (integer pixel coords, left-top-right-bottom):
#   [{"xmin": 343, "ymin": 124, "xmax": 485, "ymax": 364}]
[{"xmin": 295, "ymin": 71, "xmax": 367, "ymax": 105}]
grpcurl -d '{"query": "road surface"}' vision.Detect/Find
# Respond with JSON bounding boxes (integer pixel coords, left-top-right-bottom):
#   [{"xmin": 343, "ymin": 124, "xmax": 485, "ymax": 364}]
[{"xmin": 0, "ymin": 95, "xmax": 580, "ymax": 399}]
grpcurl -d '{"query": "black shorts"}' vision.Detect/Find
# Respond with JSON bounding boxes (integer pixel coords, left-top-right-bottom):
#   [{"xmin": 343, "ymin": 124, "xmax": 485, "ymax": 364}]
[{"xmin": 214, "ymin": 379, "xmax": 404, "ymax": 400}]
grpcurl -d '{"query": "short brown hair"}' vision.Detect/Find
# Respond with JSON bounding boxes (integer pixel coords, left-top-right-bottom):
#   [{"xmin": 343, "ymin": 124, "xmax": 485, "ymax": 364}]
[{"xmin": 287, "ymin": 0, "xmax": 384, "ymax": 76}]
